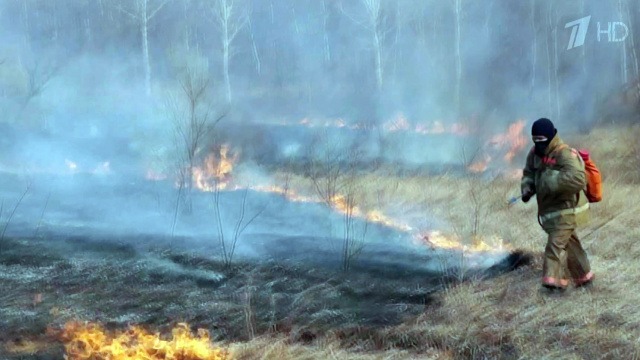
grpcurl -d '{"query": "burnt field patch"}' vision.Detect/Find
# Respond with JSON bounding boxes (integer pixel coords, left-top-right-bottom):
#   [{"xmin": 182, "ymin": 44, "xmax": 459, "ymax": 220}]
[{"xmin": 0, "ymin": 234, "xmax": 529, "ymax": 359}]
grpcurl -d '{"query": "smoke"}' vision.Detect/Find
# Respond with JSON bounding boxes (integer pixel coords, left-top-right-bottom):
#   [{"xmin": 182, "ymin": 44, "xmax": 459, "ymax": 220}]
[{"xmin": 0, "ymin": 1, "xmax": 633, "ymax": 274}]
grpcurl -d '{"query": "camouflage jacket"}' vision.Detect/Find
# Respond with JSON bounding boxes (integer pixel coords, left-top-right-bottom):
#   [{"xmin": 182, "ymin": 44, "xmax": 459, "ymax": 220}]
[{"xmin": 521, "ymin": 135, "xmax": 589, "ymax": 229}]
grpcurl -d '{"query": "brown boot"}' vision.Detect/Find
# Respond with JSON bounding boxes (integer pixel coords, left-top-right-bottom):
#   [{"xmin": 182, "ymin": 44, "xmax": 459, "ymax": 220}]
[
  {"xmin": 574, "ymin": 271, "xmax": 594, "ymax": 288},
  {"xmin": 542, "ymin": 276, "xmax": 568, "ymax": 291}
]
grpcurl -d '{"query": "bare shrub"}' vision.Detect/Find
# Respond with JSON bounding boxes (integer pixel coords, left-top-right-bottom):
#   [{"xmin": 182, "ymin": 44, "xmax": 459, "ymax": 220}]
[
  {"xmin": 213, "ymin": 188, "xmax": 264, "ymax": 267},
  {"xmin": 304, "ymin": 130, "xmax": 368, "ymax": 271},
  {"xmin": 166, "ymin": 51, "xmax": 224, "ymax": 215}
]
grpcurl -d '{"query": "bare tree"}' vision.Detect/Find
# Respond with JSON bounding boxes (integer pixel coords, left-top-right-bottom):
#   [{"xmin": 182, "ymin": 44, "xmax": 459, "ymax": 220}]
[
  {"xmin": 304, "ymin": 130, "xmax": 346, "ymax": 208},
  {"xmin": 340, "ymin": 175, "xmax": 368, "ymax": 272},
  {"xmin": 214, "ymin": 188, "xmax": 264, "ymax": 267},
  {"xmin": 117, "ymin": 0, "xmax": 170, "ymax": 97},
  {"xmin": 247, "ymin": 17, "xmax": 261, "ymax": 75},
  {"xmin": 17, "ymin": 57, "xmax": 61, "ymax": 122},
  {"xmin": 0, "ymin": 184, "xmax": 31, "ymax": 248},
  {"xmin": 209, "ymin": 0, "xmax": 248, "ymax": 104},
  {"xmin": 530, "ymin": 0, "xmax": 537, "ymax": 94},
  {"xmin": 454, "ymin": 0, "xmax": 463, "ymax": 116},
  {"xmin": 552, "ymin": 5, "xmax": 560, "ymax": 121},
  {"xmin": 545, "ymin": 2, "xmax": 555, "ymax": 118},
  {"xmin": 303, "ymin": 131, "xmax": 368, "ymax": 271},
  {"xmin": 168, "ymin": 54, "xmax": 223, "ymax": 214},
  {"xmin": 460, "ymin": 146, "xmax": 486, "ymax": 242},
  {"xmin": 624, "ymin": 0, "xmax": 639, "ymax": 80},
  {"xmin": 2, "ymin": 53, "xmax": 63, "ymax": 126},
  {"xmin": 340, "ymin": 0, "xmax": 393, "ymax": 90},
  {"xmin": 322, "ymin": 0, "xmax": 332, "ymax": 63}
]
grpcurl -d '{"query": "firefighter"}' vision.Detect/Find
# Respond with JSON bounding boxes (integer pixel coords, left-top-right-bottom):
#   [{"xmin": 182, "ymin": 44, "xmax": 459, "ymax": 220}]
[{"xmin": 521, "ymin": 118, "xmax": 594, "ymax": 290}]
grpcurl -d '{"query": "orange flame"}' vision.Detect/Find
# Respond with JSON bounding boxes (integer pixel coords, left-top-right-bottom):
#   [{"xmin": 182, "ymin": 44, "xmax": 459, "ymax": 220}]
[
  {"xmin": 468, "ymin": 155, "xmax": 492, "ymax": 174},
  {"xmin": 468, "ymin": 119, "xmax": 528, "ymax": 173},
  {"xmin": 330, "ymin": 194, "xmax": 357, "ymax": 214},
  {"xmin": 245, "ymin": 185, "xmax": 412, "ymax": 232},
  {"xmin": 60, "ymin": 321, "xmax": 229, "ymax": 360},
  {"xmin": 192, "ymin": 144, "xmax": 238, "ymax": 191},
  {"xmin": 488, "ymin": 119, "xmax": 528, "ymax": 162},
  {"xmin": 328, "ymin": 194, "xmax": 412, "ymax": 231},
  {"xmin": 420, "ymin": 231, "xmax": 511, "ymax": 252}
]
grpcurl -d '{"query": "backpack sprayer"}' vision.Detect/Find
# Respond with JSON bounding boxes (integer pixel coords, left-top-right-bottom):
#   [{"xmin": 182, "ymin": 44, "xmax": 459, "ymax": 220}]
[{"xmin": 505, "ymin": 149, "xmax": 602, "ymax": 207}]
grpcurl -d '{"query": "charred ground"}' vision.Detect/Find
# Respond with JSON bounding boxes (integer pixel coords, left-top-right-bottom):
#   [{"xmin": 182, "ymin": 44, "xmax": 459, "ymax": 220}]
[{"xmin": 0, "ymin": 230, "xmax": 529, "ymax": 359}]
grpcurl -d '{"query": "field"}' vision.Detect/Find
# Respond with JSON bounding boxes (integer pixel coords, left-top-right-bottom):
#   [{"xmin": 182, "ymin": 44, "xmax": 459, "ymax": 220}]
[{"xmin": 1, "ymin": 124, "xmax": 640, "ymax": 359}]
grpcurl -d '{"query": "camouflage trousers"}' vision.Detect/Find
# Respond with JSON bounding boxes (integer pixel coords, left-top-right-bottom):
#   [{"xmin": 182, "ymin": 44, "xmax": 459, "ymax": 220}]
[{"xmin": 542, "ymin": 228, "xmax": 593, "ymax": 288}]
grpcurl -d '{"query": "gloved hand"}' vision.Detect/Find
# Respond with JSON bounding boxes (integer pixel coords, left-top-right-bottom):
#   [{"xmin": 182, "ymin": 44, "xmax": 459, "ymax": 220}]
[{"xmin": 522, "ymin": 188, "xmax": 534, "ymax": 203}]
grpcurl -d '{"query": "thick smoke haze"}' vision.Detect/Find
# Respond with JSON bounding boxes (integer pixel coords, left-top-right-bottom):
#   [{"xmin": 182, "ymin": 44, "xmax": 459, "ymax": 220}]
[
  {"xmin": 1, "ymin": 1, "xmax": 634, "ymax": 134},
  {"xmin": 0, "ymin": 1, "xmax": 637, "ymax": 270}
]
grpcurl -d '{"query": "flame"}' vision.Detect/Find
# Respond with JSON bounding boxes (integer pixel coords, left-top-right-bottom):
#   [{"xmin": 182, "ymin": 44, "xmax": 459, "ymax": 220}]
[
  {"xmin": 330, "ymin": 194, "xmax": 357, "ymax": 214},
  {"xmin": 383, "ymin": 114, "xmax": 471, "ymax": 136},
  {"xmin": 192, "ymin": 144, "xmax": 238, "ymax": 192},
  {"xmin": 59, "ymin": 321, "xmax": 229, "ymax": 360},
  {"xmin": 245, "ymin": 185, "xmax": 412, "ymax": 232},
  {"xmin": 293, "ymin": 117, "xmax": 526, "ymax": 174},
  {"xmin": 327, "ymin": 194, "xmax": 412, "ymax": 231},
  {"xmin": 251, "ymin": 184, "xmax": 313, "ymax": 203},
  {"xmin": 328, "ymin": 194, "xmax": 414, "ymax": 231},
  {"xmin": 488, "ymin": 119, "xmax": 528, "ymax": 162},
  {"xmin": 246, "ymin": 183, "xmax": 505, "ymax": 253},
  {"xmin": 468, "ymin": 155, "xmax": 491, "ymax": 173},
  {"xmin": 288, "ymin": 115, "xmax": 474, "ymax": 136},
  {"xmin": 420, "ymin": 231, "xmax": 510, "ymax": 252},
  {"xmin": 383, "ymin": 113, "xmax": 411, "ymax": 132},
  {"xmin": 468, "ymin": 119, "xmax": 528, "ymax": 173}
]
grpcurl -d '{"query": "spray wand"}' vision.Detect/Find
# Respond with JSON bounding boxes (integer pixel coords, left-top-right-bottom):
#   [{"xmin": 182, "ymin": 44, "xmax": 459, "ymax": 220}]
[{"xmin": 507, "ymin": 195, "xmax": 522, "ymax": 206}]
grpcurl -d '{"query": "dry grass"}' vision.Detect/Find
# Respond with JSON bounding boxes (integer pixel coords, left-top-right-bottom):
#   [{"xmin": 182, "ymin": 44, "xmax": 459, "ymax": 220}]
[
  {"xmin": 2, "ymin": 126, "xmax": 639, "ymax": 359},
  {"xmin": 237, "ymin": 125, "xmax": 640, "ymax": 359},
  {"xmin": 231, "ymin": 339, "xmax": 439, "ymax": 360}
]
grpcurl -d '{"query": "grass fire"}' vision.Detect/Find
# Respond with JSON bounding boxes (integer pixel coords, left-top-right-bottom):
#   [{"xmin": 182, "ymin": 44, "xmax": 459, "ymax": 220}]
[
  {"xmin": 1, "ymin": 1, "xmax": 640, "ymax": 359},
  {"xmin": 58, "ymin": 322, "xmax": 229, "ymax": 360}
]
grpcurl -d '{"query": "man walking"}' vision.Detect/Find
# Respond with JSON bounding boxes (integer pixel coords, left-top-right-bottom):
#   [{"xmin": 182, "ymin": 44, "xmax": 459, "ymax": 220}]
[{"xmin": 521, "ymin": 118, "xmax": 594, "ymax": 290}]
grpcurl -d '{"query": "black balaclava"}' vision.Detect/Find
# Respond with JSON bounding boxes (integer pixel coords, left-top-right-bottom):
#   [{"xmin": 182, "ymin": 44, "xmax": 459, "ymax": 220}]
[{"xmin": 531, "ymin": 118, "xmax": 557, "ymax": 157}]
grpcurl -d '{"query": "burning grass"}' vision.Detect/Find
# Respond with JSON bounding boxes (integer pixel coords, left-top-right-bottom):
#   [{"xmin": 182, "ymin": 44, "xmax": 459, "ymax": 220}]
[
  {"xmin": 0, "ymin": 234, "xmax": 449, "ymax": 359},
  {"xmin": 252, "ymin": 125, "xmax": 640, "ymax": 358},
  {"xmin": 2, "ymin": 125, "xmax": 639, "ymax": 359},
  {"xmin": 58, "ymin": 322, "xmax": 229, "ymax": 360}
]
